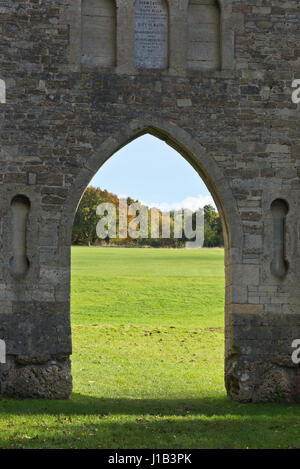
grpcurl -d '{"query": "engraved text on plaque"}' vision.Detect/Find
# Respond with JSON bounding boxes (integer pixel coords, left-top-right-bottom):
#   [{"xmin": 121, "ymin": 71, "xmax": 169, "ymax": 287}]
[{"xmin": 134, "ymin": 0, "xmax": 168, "ymax": 70}]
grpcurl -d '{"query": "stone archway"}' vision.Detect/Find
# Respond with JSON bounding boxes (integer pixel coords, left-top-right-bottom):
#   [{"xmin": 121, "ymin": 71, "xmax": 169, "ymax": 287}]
[
  {"xmin": 57, "ymin": 119, "xmax": 243, "ymax": 400},
  {"xmin": 1, "ymin": 117, "xmax": 299, "ymax": 403},
  {"xmin": 0, "ymin": 119, "xmax": 243, "ymax": 400}
]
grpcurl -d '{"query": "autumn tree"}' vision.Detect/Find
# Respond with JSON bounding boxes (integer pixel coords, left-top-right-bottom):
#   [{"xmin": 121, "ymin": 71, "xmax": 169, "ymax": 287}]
[
  {"xmin": 72, "ymin": 187, "xmax": 118, "ymax": 245},
  {"xmin": 72, "ymin": 188, "xmax": 224, "ymax": 248}
]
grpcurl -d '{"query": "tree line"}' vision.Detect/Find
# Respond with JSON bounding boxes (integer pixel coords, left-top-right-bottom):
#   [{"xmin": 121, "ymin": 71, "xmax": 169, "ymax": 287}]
[{"xmin": 72, "ymin": 186, "xmax": 223, "ymax": 248}]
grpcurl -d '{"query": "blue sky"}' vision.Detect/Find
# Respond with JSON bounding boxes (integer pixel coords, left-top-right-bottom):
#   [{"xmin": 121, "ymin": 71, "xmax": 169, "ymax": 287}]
[{"xmin": 89, "ymin": 134, "xmax": 215, "ymax": 211}]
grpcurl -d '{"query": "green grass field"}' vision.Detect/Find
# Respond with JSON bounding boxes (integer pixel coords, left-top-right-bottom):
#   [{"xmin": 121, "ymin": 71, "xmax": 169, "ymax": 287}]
[{"xmin": 1, "ymin": 247, "xmax": 300, "ymax": 449}]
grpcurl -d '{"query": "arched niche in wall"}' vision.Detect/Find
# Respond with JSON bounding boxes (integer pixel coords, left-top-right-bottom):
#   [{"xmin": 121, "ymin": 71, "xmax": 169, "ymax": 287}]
[
  {"xmin": 0, "ymin": 79, "xmax": 6, "ymax": 103},
  {"xmin": 270, "ymin": 199, "xmax": 289, "ymax": 280},
  {"xmin": 187, "ymin": 0, "xmax": 221, "ymax": 71},
  {"xmin": 9, "ymin": 195, "xmax": 31, "ymax": 279},
  {"xmin": 134, "ymin": 0, "xmax": 169, "ymax": 70},
  {"xmin": 81, "ymin": 0, "xmax": 116, "ymax": 68}
]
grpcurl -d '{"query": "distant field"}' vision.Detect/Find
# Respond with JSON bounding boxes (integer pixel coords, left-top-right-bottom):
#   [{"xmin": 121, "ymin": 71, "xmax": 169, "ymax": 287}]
[
  {"xmin": 71, "ymin": 246, "xmax": 225, "ymax": 328},
  {"xmin": 1, "ymin": 247, "xmax": 300, "ymax": 449}
]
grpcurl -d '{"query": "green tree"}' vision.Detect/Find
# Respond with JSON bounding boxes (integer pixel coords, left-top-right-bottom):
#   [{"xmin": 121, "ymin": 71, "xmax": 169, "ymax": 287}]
[
  {"xmin": 203, "ymin": 205, "xmax": 223, "ymax": 247},
  {"xmin": 72, "ymin": 187, "xmax": 117, "ymax": 245}
]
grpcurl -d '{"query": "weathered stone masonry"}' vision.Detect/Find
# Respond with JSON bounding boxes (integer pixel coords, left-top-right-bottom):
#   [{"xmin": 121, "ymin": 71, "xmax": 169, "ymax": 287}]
[{"xmin": 1, "ymin": 0, "xmax": 300, "ymax": 401}]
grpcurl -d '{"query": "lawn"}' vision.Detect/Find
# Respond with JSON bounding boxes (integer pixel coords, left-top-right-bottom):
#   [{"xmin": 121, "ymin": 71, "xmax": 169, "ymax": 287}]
[{"xmin": 1, "ymin": 247, "xmax": 300, "ymax": 449}]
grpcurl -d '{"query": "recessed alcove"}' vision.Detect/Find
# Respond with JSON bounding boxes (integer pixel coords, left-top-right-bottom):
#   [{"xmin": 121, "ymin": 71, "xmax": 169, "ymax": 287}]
[
  {"xmin": 187, "ymin": 0, "xmax": 221, "ymax": 71},
  {"xmin": 81, "ymin": 0, "xmax": 116, "ymax": 68},
  {"xmin": 9, "ymin": 195, "xmax": 31, "ymax": 279},
  {"xmin": 270, "ymin": 199, "xmax": 289, "ymax": 280},
  {"xmin": 0, "ymin": 79, "xmax": 6, "ymax": 103}
]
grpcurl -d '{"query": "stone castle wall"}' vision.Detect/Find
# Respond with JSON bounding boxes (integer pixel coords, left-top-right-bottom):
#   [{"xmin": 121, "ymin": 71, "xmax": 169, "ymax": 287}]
[{"xmin": 0, "ymin": 0, "xmax": 300, "ymax": 401}]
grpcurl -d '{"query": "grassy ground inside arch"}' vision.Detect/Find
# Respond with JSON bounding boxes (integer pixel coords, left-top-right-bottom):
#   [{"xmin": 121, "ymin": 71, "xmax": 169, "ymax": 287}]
[{"xmin": 1, "ymin": 247, "xmax": 300, "ymax": 449}]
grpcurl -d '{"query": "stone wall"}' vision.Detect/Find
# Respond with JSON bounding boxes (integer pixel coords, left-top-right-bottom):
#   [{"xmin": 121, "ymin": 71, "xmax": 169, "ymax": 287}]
[{"xmin": 0, "ymin": 0, "xmax": 300, "ymax": 402}]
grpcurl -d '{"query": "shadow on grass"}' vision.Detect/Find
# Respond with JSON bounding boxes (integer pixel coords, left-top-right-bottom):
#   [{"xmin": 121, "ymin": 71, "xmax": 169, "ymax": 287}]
[
  {"xmin": 0, "ymin": 397, "xmax": 300, "ymax": 449},
  {"xmin": 0, "ymin": 417, "xmax": 294, "ymax": 449},
  {"xmin": 0, "ymin": 393, "xmax": 300, "ymax": 418},
  {"xmin": 1, "ymin": 395, "xmax": 300, "ymax": 448}
]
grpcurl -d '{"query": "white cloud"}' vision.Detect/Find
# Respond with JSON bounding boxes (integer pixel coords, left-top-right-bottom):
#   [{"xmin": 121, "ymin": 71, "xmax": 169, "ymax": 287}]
[{"xmin": 140, "ymin": 194, "xmax": 216, "ymax": 212}]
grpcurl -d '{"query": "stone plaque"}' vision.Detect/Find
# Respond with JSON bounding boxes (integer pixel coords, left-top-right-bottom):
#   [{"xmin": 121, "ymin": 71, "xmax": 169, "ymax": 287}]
[{"xmin": 134, "ymin": 0, "xmax": 168, "ymax": 70}]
